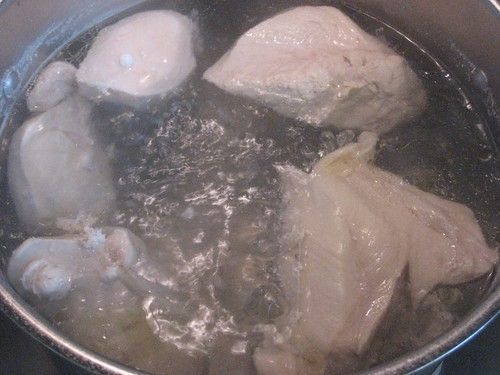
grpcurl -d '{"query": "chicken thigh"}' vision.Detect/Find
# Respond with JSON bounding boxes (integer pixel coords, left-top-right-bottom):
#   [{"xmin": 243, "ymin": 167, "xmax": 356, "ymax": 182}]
[
  {"xmin": 8, "ymin": 95, "xmax": 115, "ymax": 232},
  {"xmin": 27, "ymin": 61, "xmax": 77, "ymax": 112},
  {"xmin": 8, "ymin": 227, "xmax": 145, "ymax": 300}
]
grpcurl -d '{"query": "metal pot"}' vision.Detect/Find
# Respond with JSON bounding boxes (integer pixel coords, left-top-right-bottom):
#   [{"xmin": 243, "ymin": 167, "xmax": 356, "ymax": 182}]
[{"xmin": 0, "ymin": 1, "xmax": 498, "ymax": 374}]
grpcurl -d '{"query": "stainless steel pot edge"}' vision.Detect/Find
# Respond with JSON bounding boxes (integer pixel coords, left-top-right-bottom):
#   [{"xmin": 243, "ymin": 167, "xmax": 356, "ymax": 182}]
[
  {"xmin": 362, "ymin": 288, "xmax": 500, "ymax": 375},
  {"xmin": 1, "ymin": 272, "xmax": 498, "ymax": 375},
  {"xmin": 0, "ymin": 1, "xmax": 498, "ymax": 374}
]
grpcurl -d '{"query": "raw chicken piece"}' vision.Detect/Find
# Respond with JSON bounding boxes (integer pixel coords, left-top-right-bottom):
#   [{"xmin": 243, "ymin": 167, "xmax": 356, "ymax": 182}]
[
  {"xmin": 254, "ymin": 132, "xmax": 497, "ymax": 374},
  {"xmin": 76, "ymin": 10, "xmax": 197, "ymax": 109},
  {"xmin": 27, "ymin": 61, "xmax": 77, "ymax": 112},
  {"xmin": 8, "ymin": 237, "xmax": 81, "ymax": 300},
  {"xmin": 204, "ymin": 6, "xmax": 426, "ymax": 133},
  {"xmin": 8, "ymin": 95, "xmax": 115, "ymax": 232},
  {"xmin": 92, "ymin": 227, "xmax": 143, "ymax": 281},
  {"xmin": 7, "ymin": 227, "xmax": 145, "ymax": 300}
]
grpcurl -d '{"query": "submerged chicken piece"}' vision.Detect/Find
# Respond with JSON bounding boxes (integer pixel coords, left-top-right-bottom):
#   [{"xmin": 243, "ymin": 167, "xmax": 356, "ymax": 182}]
[
  {"xmin": 8, "ymin": 95, "xmax": 115, "ymax": 232},
  {"xmin": 7, "ymin": 227, "xmax": 145, "ymax": 300},
  {"xmin": 47, "ymin": 280, "xmax": 208, "ymax": 375},
  {"xmin": 11, "ymin": 232, "xmax": 209, "ymax": 374},
  {"xmin": 8, "ymin": 237, "xmax": 80, "ymax": 300},
  {"xmin": 254, "ymin": 132, "xmax": 497, "ymax": 374},
  {"xmin": 273, "ymin": 133, "xmax": 407, "ymax": 368},
  {"xmin": 204, "ymin": 6, "xmax": 426, "ymax": 133},
  {"xmin": 76, "ymin": 10, "xmax": 197, "ymax": 109},
  {"xmin": 92, "ymin": 227, "xmax": 143, "ymax": 282},
  {"xmin": 254, "ymin": 347, "xmax": 315, "ymax": 375},
  {"xmin": 27, "ymin": 61, "xmax": 77, "ymax": 112}
]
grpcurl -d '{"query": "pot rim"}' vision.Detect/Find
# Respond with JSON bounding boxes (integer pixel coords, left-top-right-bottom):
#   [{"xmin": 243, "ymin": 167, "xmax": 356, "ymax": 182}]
[
  {"xmin": 1, "ymin": 275, "xmax": 498, "ymax": 375},
  {"xmin": 0, "ymin": 0, "xmax": 498, "ymax": 374}
]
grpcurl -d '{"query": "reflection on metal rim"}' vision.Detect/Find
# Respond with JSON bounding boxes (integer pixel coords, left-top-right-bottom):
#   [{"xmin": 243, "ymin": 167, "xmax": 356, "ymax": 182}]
[
  {"xmin": 0, "ymin": 1, "xmax": 498, "ymax": 374},
  {"xmin": 1, "ymin": 275, "xmax": 498, "ymax": 375}
]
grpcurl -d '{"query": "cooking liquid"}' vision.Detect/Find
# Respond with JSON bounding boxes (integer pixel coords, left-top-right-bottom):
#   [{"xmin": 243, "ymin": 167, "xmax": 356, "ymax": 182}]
[{"xmin": 0, "ymin": 1, "xmax": 498, "ymax": 374}]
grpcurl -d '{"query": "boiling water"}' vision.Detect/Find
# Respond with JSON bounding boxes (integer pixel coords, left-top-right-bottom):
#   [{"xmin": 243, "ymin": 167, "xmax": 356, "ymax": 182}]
[{"xmin": 1, "ymin": 1, "xmax": 498, "ymax": 374}]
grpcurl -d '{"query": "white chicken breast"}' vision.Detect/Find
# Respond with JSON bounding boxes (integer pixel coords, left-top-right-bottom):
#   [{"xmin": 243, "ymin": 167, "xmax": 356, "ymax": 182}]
[
  {"xmin": 27, "ymin": 61, "xmax": 77, "ymax": 113},
  {"xmin": 254, "ymin": 132, "xmax": 497, "ymax": 374},
  {"xmin": 8, "ymin": 95, "xmax": 115, "ymax": 232},
  {"xmin": 204, "ymin": 6, "xmax": 426, "ymax": 133},
  {"xmin": 76, "ymin": 10, "xmax": 197, "ymax": 108}
]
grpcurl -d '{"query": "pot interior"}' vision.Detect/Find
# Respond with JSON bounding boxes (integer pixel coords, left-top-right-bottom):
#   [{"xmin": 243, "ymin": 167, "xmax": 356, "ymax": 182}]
[{"xmin": 0, "ymin": 1, "xmax": 498, "ymax": 375}]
